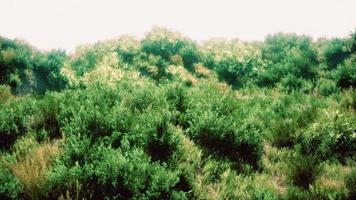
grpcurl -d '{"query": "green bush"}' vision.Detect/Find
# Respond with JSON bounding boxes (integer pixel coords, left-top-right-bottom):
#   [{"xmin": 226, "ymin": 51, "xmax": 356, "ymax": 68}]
[
  {"xmin": 333, "ymin": 56, "xmax": 356, "ymax": 89},
  {"xmin": 268, "ymin": 118, "xmax": 298, "ymax": 148},
  {"xmin": 317, "ymin": 78, "xmax": 339, "ymax": 96},
  {"xmin": 215, "ymin": 55, "xmax": 253, "ymax": 87},
  {"xmin": 323, "ymin": 38, "xmax": 350, "ymax": 70},
  {"xmin": 345, "ymin": 168, "xmax": 356, "ymax": 199},
  {"xmin": 145, "ymin": 114, "xmax": 180, "ymax": 162},
  {"xmin": 179, "ymin": 45, "xmax": 200, "ymax": 69},
  {"xmin": 339, "ymin": 89, "xmax": 356, "ymax": 111},
  {"xmin": 0, "ymin": 163, "xmax": 22, "ymax": 199},
  {"xmin": 285, "ymin": 152, "xmax": 322, "ymax": 189},
  {"xmin": 113, "ymin": 36, "xmax": 141, "ymax": 64},
  {"xmin": 0, "ymin": 85, "xmax": 13, "ymax": 103},
  {"xmin": 141, "ymin": 27, "xmax": 199, "ymax": 69},
  {"xmin": 284, "ymin": 186, "xmax": 312, "ymax": 200},
  {"xmin": 164, "ymin": 84, "xmax": 189, "ymax": 127},
  {"xmin": 8, "ymin": 73, "xmax": 21, "ymax": 89},
  {"xmin": 255, "ymin": 65, "xmax": 284, "ymax": 87},
  {"xmin": 301, "ymin": 115, "xmax": 356, "ymax": 162},
  {"xmin": 0, "ymin": 37, "xmax": 33, "ymax": 85},
  {"xmin": 33, "ymin": 50, "xmax": 68, "ymax": 91},
  {"xmin": 186, "ymin": 83, "xmax": 263, "ymax": 168},
  {"xmin": 70, "ymin": 43, "xmax": 108, "ymax": 76},
  {"xmin": 267, "ymin": 94, "xmax": 320, "ymax": 148},
  {"xmin": 279, "ymin": 74, "xmax": 306, "ymax": 93},
  {"xmin": 1, "ymin": 37, "xmax": 68, "ymax": 94},
  {"xmin": 0, "ymin": 103, "xmax": 29, "ymax": 150},
  {"xmin": 47, "ymin": 141, "xmax": 187, "ymax": 200},
  {"xmin": 32, "ymin": 93, "xmax": 62, "ymax": 141}
]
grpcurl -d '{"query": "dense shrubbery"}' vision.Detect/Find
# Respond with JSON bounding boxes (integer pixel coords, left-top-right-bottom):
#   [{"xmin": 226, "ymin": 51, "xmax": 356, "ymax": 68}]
[
  {"xmin": 0, "ymin": 100, "xmax": 31, "ymax": 150},
  {"xmin": 300, "ymin": 114, "xmax": 356, "ymax": 162},
  {"xmin": 345, "ymin": 168, "xmax": 356, "ymax": 199},
  {"xmin": 185, "ymin": 83, "xmax": 263, "ymax": 169},
  {"xmin": 0, "ymin": 28, "xmax": 355, "ymax": 200},
  {"xmin": 141, "ymin": 27, "xmax": 200, "ymax": 69},
  {"xmin": 266, "ymin": 93, "xmax": 320, "ymax": 148},
  {"xmin": 0, "ymin": 163, "xmax": 22, "ymax": 199},
  {"xmin": 322, "ymin": 38, "xmax": 350, "ymax": 70},
  {"xmin": 0, "ymin": 37, "xmax": 68, "ymax": 94},
  {"xmin": 285, "ymin": 152, "xmax": 322, "ymax": 189}
]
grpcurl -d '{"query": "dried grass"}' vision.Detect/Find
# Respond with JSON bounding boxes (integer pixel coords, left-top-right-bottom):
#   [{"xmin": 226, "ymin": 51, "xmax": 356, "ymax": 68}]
[{"xmin": 10, "ymin": 141, "xmax": 60, "ymax": 199}]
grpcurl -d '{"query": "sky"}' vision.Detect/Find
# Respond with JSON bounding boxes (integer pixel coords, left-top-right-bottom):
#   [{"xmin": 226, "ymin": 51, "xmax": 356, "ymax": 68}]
[{"xmin": 1, "ymin": 0, "xmax": 355, "ymax": 52}]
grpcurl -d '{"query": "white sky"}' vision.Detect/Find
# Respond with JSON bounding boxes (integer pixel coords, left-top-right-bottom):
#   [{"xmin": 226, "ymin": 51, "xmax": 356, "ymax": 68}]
[{"xmin": 1, "ymin": 0, "xmax": 355, "ymax": 52}]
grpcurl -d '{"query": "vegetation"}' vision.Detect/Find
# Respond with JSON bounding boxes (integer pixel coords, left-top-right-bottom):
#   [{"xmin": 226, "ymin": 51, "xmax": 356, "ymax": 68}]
[{"xmin": 0, "ymin": 27, "xmax": 355, "ymax": 200}]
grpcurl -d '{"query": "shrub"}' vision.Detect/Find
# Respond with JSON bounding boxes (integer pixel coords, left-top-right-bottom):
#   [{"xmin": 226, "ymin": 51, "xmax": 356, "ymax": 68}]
[
  {"xmin": 113, "ymin": 36, "xmax": 141, "ymax": 64},
  {"xmin": 70, "ymin": 43, "xmax": 108, "ymax": 76},
  {"xmin": 255, "ymin": 67, "xmax": 282, "ymax": 87},
  {"xmin": 0, "ymin": 85, "xmax": 13, "ymax": 103},
  {"xmin": 47, "ymin": 143, "xmax": 186, "ymax": 200},
  {"xmin": 333, "ymin": 56, "xmax": 356, "ymax": 89},
  {"xmin": 165, "ymin": 84, "xmax": 189, "ymax": 127},
  {"xmin": 0, "ymin": 104, "xmax": 28, "ymax": 150},
  {"xmin": 339, "ymin": 89, "xmax": 356, "ymax": 111},
  {"xmin": 301, "ymin": 115, "xmax": 356, "ymax": 162},
  {"xmin": 317, "ymin": 78, "xmax": 339, "ymax": 96},
  {"xmin": 8, "ymin": 73, "xmax": 21, "ymax": 89},
  {"xmin": 135, "ymin": 53, "xmax": 170, "ymax": 80},
  {"xmin": 141, "ymin": 27, "xmax": 199, "ymax": 69},
  {"xmin": 262, "ymin": 33, "xmax": 318, "ymax": 80},
  {"xmin": 193, "ymin": 63, "xmax": 211, "ymax": 78},
  {"xmin": 186, "ymin": 84, "xmax": 263, "ymax": 168},
  {"xmin": 145, "ymin": 114, "xmax": 180, "ymax": 162},
  {"xmin": 179, "ymin": 45, "xmax": 200, "ymax": 69},
  {"xmin": 345, "ymin": 168, "xmax": 356, "ymax": 199},
  {"xmin": 33, "ymin": 50, "xmax": 68, "ymax": 91},
  {"xmin": 323, "ymin": 38, "xmax": 350, "ymax": 70},
  {"xmin": 284, "ymin": 186, "xmax": 312, "ymax": 200},
  {"xmin": 268, "ymin": 118, "xmax": 298, "ymax": 148},
  {"xmin": 279, "ymin": 74, "xmax": 306, "ymax": 93},
  {"xmin": 0, "ymin": 163, "xmax": 22, "ymax": 200},
  {"xmin": 123, "ymin": 81, "xmax": 168, "ymax": 113},
  {"xmin": 267, "ymin": 94, "xmax": 320, "ymax": 148},
  {"xmin": 32, "ymin": 93, "xmax": 62, "ymax": 141},
  {"xmin": 215, "ymin": 55, "xmax": 253, "ymax": 87},
  {"xmin": 285, "ymin": 152, "xmax": 322, "ymax": 189}
]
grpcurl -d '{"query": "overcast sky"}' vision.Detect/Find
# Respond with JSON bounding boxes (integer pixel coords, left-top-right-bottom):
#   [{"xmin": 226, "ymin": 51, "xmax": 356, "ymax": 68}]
[{"xmin": 1, "ymin": 0, "xmax": 355, "ymax": 52}]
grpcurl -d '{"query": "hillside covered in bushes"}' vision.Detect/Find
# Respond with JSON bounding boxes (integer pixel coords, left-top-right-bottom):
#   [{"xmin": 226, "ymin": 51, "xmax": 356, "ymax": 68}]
[{"xmin": 0, "ymin": 27, "xmax": 355, "ymax": 200}]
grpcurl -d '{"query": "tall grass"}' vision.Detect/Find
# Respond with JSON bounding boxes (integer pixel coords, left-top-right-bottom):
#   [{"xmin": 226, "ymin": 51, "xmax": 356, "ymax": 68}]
[{"xmin": 10, "ymin": 140, "xmax": 60, "ymax": 199}]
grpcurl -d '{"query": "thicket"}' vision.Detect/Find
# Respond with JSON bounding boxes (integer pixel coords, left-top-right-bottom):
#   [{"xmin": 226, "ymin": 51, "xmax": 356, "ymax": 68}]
[{"xmin": 0, "ymin": 28, "xmax": 355, "ymax": 200}]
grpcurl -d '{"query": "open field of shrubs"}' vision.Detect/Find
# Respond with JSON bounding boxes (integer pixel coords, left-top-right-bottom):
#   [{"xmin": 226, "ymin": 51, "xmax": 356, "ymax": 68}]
[{"xmin": 1, "ymin": 27, "xmax": 355, "ymax": 199}]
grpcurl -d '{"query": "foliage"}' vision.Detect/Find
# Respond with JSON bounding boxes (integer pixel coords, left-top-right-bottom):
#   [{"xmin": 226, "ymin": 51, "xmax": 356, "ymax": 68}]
[
  {"xmin": 141, "ymin": 27, "xmax": 200, "ymax": 69},
  {"xmin": 0, "ymin": 163, "xmax": 22, "ymax": 200},
  {"xmin": 285, "ymin": 152, "xmax": 322, "ymax": 189},
  {"xmin": 0, "ymin": 101, "xmax": 29, "ymax": 150},
  {"xmin": 300, "ymin": 114, "xmax": 356, "ymax": 162},
  {"xmin": 0, "ymin": 28, "xmax": 355, "ymax": 200},
  {"xmin": 323, "ymin": 38, "xmax": 350, "ymax": 70},
  {"xmin": 186, "ymin": 83, "xmax": 263, "ymax": 168},
  {"xmin": 345, "ymin": 168, "xmax": 356, "ymax": 199},
  {"xmin": 332, "ymin": 55, "xmax": 356, "ymax": 89},
  {"xmin": 0, "ymin": 85, "xmax": 13, "ymax": 103},
  {"xmin": 267, "ymin": 94, "xmax": 320, "ymax": 148},
  {"xmin": 317, "ymin": 78, "xmax": 339, "ymax": 96}
]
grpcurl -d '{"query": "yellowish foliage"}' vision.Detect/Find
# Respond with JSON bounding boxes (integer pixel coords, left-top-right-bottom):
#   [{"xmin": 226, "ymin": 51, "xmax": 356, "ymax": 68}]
[
  {"xmin": 170, "ymin": 54, "xmax": 183, "ymax": 65},
  {"xmin": 168, "ymin": 65, "xmax": 198, "ymax": 85},
  {"xmin": 10, "ymin": 140, "xmax": 60, "ymax": 199},
  {"xmin": 82, "ymin": 65, "xmax": 124, "ymax": 87},
  {"xmin": 194, "ymin": 63, "xmax": 211, "ymax": 78}
]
